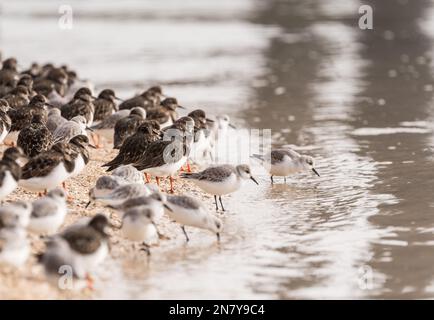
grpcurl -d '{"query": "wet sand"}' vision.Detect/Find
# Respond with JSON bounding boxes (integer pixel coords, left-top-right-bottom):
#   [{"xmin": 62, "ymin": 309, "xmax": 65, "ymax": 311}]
[{"xmin": 0, "ymin": 133, "xmax": 216, "ymax": 299}]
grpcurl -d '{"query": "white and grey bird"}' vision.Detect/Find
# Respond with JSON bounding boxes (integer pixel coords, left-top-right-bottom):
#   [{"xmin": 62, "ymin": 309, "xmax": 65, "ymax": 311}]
[
  {"xmin": 87, "ymin": 175, "xmax": 128, "ymax": 207},
  {"xmin": 0, "ymin": 147, "xmax": 27, "ymax": 201},
  {"xmin": 181, "ymin": 164, "xmax": 258, "ymax": 211},
  {"xmin": 46, "ymin": 108, "xmax": 67, "ymax": 133},
  {"xmin": 52, "ymin": 115, "xmax": 88, "ymax": 143},
  {"xmin": 252, "ymin": 148, "xmax": 320, "ymax": 184},
  {"xmin": 110, "ymin": 191, "xmax": 169, "ymax": 221},
  {"xmin": 28, "ymin": 188, "xmax": 68, "ymax": 235},
  {"xmin": 0, "ymin": 226, "xmax": 30, "ymax": 268},
  {"xmin": 121, "ymin": 206, "xmax": 160, "ymax": 256},
  {"xmin": 89, "ymin": 183, "xmax": 151, "ymax": 208},
  {"xmin": 60, "ymin": 214, "xmax": 110, "ymax": 276},
  {"xmin": 112, "ymin": 165, "xmax": 145, "ymax": 185},
  {"xmin": 0, "ymin": 200, "xmax": 32, "ymax": 229}
]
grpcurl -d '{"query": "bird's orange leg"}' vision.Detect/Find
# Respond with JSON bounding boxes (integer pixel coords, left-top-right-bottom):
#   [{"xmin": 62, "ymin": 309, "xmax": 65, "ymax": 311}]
[
  {"xmin": 169, "ymin": 176, "xmax": 175, "ymax": 193},
  {"xmin": 155, "ymin": 176, "xmax": 160, "ymax": 187},
  {"xmin": 186, "ymin": 161, "xmax": 192, "ymax": 173},
  {"xmin": 62, "ymin": 182, "xmax": 73, "ymax": 202},
  {"xmin": 144, "ymin": 173, "xmax": 150, "ymax": 183}
]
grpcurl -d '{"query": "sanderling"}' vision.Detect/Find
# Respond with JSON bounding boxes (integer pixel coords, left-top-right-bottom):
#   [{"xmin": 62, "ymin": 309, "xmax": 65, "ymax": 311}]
[
  {"xmin": 165, "ymin": 194, "xmax": 222, "ymax": 242},
  {"xmin": 0, "ymin": 226, "xmax": 30, "ymax": 268},
  {"xmin": 46, "ymin": 108, "xmax": 67, "ymax": 134},
  {"xmin": 147, "ymin": 97, "xmax": 185, "ymax": 128},
  {"xmin": 52, "ymin": 115, "xmax": 88, "ymax": 144},
  {"xmin": 113, "ymin": 107, "xmax": 147, "ymax": 149},
  {"xmin": 60, "ymin": 214, "xmax": 110, "ymax": 277},
  {"xmin": 21, "ymin": 62, "xmax": 42, "ymax": 78},
  {"xmin": 0, "ymin": 200, "xmax": 32, "ymax": 229},
  {"xmin": 121, "ymin": 206, "xmax": 160, "ymax": 256},
  {"xmin": 87, "ymin": 175, "xmax": 128, "ymax": 206},
  {"xmin": 104, "ymin": 121, "xmax": 160, "ymax": 171},
  {"xmin": 252, "ymin": 148, "xmax": 320, "ymax": 184},
  {"xmin": 0, "ymin": 147, "xmax": 26, "ymax": 201},
  {"xmin": 89, "ymin": 183, "xmax": 151, "ymax": 208},
  {"xmin": 17, "ymin": 114, "xmax": 53, "ymax": 157},
  {"xmin": 118, "ymin": 86, "xmax": 163, "ymax": 111},
  {"xmin": 181, "ymin": 164, "xmax": 259, "ymax": 211},
  {"xmin": 112, "ymin": 165, "xmax": 145, "ymax": 185},
  {"xmin": 28, "ymin": 188, "xmax": 67, "ymax": 235},
  {"xmin": 188, "ymin": 109, "xmax": 214, "ymax": 163},
  {"xmin": 60, "ymin": 87, "xmax": 95, "ymax": 125},
  {"xmin": 0, "ymin": 100, "xmax": 12, "ymax": 144},
  {"xmin": 9, "ymin": 94, "xmax": 49, "ymax": 132},
  {"xmin": 110, "ymin": 191, "xmax": 169, "ymax": 221},
  {"xmin": 19, "ymin": 142, "xmax": 75, "ymax": 193}
]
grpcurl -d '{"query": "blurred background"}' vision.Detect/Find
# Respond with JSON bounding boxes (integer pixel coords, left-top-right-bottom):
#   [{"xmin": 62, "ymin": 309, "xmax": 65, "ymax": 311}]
[{"xmin": 2, "ymin": 0, "xmax": 434, "ymax": 299}]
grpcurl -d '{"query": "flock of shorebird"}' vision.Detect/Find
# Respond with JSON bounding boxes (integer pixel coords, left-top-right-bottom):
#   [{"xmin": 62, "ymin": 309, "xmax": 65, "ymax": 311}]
[{"xmin": 0, "ymin": 56, "xmax": 320, "ymax": 290}]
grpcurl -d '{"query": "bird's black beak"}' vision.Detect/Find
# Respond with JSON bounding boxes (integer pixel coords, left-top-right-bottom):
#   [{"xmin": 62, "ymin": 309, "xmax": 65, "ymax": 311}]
[
  {"xmin": 312, "ymin": 168, "xmax": 320, "ymax": 177},
  {"xmin": 114, "ymin": 96, "xmax": 123, "ymax": 102},
  {"xmin": 88, "ymin": 143, "xmax": 97, "ymax": 149},
  {"xmin": 216, "ymin": 233, "xmax": 220, "ymax": 243},
  {"xmin": 86, "ymin": 126, "xmax": 94, "ymax": 132},
  {"xmin": 250, "ymin": 176, "xmax": 259, "ymax": 185},
  {"xmin": 229, "ymin": 123, "xmax": 236, "ymax": 129},
  {"xmin": 45, "ymin": 103, "xmax": 56, "ymax": 108},
  {"xmin": 206, "ymin": 118, "xmax": 214, "ymax": 123},
  {"xmin": 152, "ymin": 128, "xmax": 160, "ymax": 134},
  {"xmin": 177, "ymin": 105, "xmax": 186, "ymax": 109},
  {"xmin": 91, "ymin": 95, "xmax": 98, "ymax": 100},
  {"xmin": 163, "ymin": 204, "xmax": 173, "ymax": 212},
  {"xmin": 85, "ymin": 201, "xmax": 91, "ymax": 208}
]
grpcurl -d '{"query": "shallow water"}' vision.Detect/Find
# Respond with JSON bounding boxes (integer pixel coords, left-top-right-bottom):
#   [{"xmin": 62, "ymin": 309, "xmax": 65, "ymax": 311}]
[{"xmin": 2, "ymin": 0, "xmax": 434, "ymax": 299}]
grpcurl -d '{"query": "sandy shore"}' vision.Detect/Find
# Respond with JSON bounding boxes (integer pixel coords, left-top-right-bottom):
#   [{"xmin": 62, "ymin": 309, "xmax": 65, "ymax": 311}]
[{"xmin": 0, "ymin": 131, "xmax": 216, "ymax": 299}]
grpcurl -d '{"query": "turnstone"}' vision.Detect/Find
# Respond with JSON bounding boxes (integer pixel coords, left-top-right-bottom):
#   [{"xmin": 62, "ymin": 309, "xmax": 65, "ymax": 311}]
[
  {"xmin": 113, "ymin": 107, "xmax": 147, "ymax": 149},
  {"xmin": 133, "ymin": 137, "xmax": 190, "ymax": 193},
  {"xmin": 9, "ymin": 94, "xmax": 49, "ymax": 132},
  {"xmin": 0, "ymin": 99, "xmax": 12, "ymax": 144},
  {"xmin": 118, "ymin": 86, "xmax": 163, "ymax": 111},
  {"xmin": 181, "ymin": 164, "xmax": 258, "ymax": 211},
  {"xmin": 17, "ymin": 74, "xmax": 37, "ymax": 98},
  {"xmin": 37, "ymin": 237, "xmax": 87, "ymax": 290},
  {"xmin": 60, "ymin": 214, "xmax": 110, "ymax": 276},
  {"xmin": 0, "ymin": 58, "xmax": 19, "ymax": 96},
  {"xmin": 46, "ymin": 108, "xmax": 67, "ymax": 133},
  {"xmin": 19, "ymin": 142, "xmax": 75, "ymax": 193},
  {"xmin": 90, "ymin": 109, "xmax": 129, "ymax": 130},
  {"xmin": 0, "ymin": 147, "xmax": 26, "ymax": 201},
  {"xmin": 60, "ymin": 87, "xmax": 95, "ymax": 125},
  {"xmin": 17, "ymin": 114, "xmax": 53, "ymax": 157},
  {"xmin": 28, "ymin": 188, "xmax": 67, "ymax": 235},
  {"xmin": 0, "ymin": 226, "xmax": 30, "ymax": 267},
  {"xmin": 104, "ymin": 121, "xmax": 160, "ymax": 171},
  {"xmin": 121, "ymin": 206, "xmax": 160, "ymax": 255},
  {"xmin": 0, "ymin": 200, "xmax": 32, "ymax": 229},
  {"xmin": 90, "ymin": 183, "xmax": 152, "ymax": 208},
  {"xmin": 34, "ymin": 67, "xmax": 68, "ymax": 97},
  {"xmin": 252, "ymin": 148, "xmax": 320, "ymax": 184},
  {"xmin": 52, "ymin": 115, "xmax": 88, "ymax": 144},
  {"xmin": 3, "ymin": 85, "xmax": 30, "ymax": 109},
  {"xmin": 146, "ymin": 97, "xmax": 185, "ymax": 128},
  {"xmin": 112, "ymin": 165, "xmax": 145, "ymax": 185},
  {"xmin": 165, "ymin": 194, "xmax": 222, "ymax": 242},
  {"xmin": 68, "ymin": 134, "xmax": 93, "ymax": 178},
  {"xmin": 93, "ymin": 89, "xmax": 121, "ymax": 124}
]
